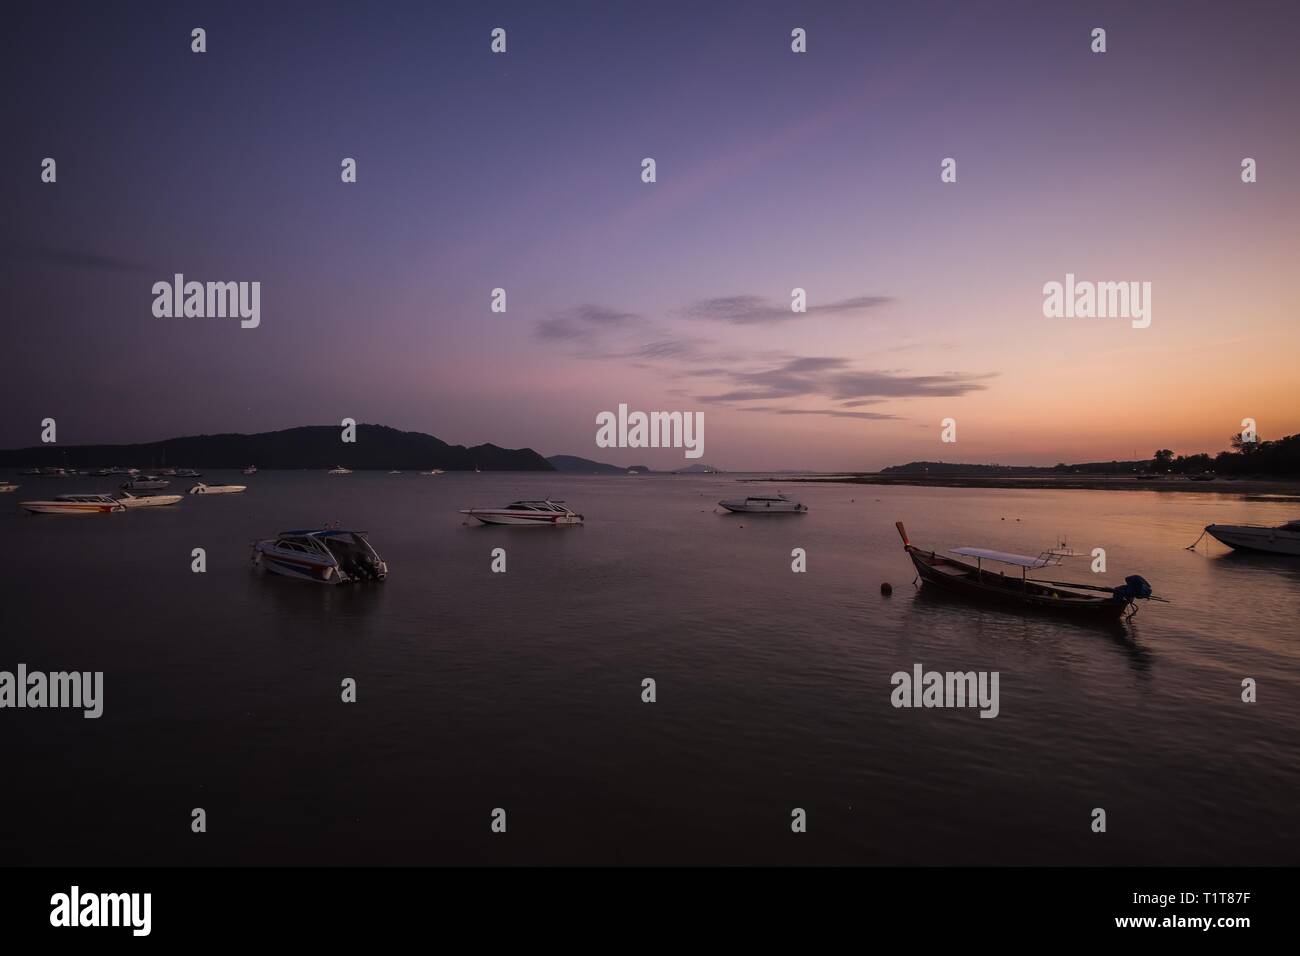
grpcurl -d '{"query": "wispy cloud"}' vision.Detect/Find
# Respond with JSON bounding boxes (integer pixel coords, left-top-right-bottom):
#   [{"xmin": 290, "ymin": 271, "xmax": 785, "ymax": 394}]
[
  {"xmin": 4, "ymin": 243, "xmax": 149, "ymax": 273},
  {"xmin": 681, "ymin": 293, "xmax": 892, "ymax": 325},
  {"xmin": 696, "ymin": 356, "xmax": 994, "ymax": 404},
  {"xmin": 739, "ymin": 405, "xmax": 899, "ymax": 421},
  {"xmin": 536, "ymin": 304, "xmax": 643, "ymax": 342},
  {"xmin": 533, "ymin": 296, "xmax": 995, "ymax": 420}
]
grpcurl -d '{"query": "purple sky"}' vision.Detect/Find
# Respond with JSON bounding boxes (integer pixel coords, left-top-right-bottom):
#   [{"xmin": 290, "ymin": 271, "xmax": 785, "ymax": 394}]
[{"xmin": 4, "ymin": 0, "xmax": 1298, "ymax": 469}]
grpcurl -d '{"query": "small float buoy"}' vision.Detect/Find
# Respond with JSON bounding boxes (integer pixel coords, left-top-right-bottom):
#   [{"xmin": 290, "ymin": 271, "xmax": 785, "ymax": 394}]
[{"xmin": 880, "ymin": 582, "xmax": 893, "ymax": 596}]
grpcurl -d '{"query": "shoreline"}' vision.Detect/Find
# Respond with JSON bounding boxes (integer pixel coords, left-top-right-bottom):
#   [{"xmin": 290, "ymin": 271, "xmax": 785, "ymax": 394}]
[{"xmin": 753, "ymin": 475, "xmax": 1300, "ymax": 496}]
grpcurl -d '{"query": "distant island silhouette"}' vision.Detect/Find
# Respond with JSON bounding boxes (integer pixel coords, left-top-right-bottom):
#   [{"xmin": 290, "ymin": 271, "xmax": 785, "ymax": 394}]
[{"xmin": 0, "ymin": 424, "xmax": 552, "ymax": 471}]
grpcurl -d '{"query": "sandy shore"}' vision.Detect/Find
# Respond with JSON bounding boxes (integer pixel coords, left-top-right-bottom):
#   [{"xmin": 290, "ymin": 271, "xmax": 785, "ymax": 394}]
[{"xmin": 757, "ymin": 475, "xmax": 1300, "ymax": 496}]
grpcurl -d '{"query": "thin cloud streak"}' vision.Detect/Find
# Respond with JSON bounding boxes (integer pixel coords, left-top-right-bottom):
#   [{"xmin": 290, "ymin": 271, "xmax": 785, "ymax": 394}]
[{"xmin": 681, "ymin": 293, "xmax": 893, "ymax": 325}]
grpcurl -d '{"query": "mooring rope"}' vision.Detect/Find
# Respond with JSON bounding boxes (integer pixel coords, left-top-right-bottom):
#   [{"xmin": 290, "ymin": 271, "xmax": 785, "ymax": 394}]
[{"xmin": 1185, "ymin": 529, "xmax": 1208, "ymax": 551}]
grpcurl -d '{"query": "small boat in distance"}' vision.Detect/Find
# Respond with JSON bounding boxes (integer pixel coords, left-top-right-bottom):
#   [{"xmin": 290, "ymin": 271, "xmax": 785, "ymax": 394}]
[
  {"xmin": 121, "ymin": 476, "xmax": 170, "ymax": 491},
  {"xmin": 460, "ymin": 500, "xmax": 584, "ymax": 526},
  {"xmin": 21, "ymin": 494, "xmax": 125, "ymax": 515},
  {"xmin": 252, "ymin": 529, "xmax": 388, "ymax": 584},
  {"xmin": 718, "ymin": 493, "xmax": 807, "ymax": 514},
  {"xmin": 112, "ymin": 492, "xmax": 183, "ymax": 508},
  {"xmin": 896, "ymin": 522, "xmax": 1158, "ymax": 621},
  {"xmin": 422, "ymin": 468, "xmax": 445, "ymax": 476},
  {"xmin": 243, "ymin": 465, "xmax": 258, "ymax": 475},
  {"xmin": 0, "ymin": 483, "xmax": 18, "ymax": 493},
  {"xmin": 1205, "ymin": 520, "xmax": 1300, "ymax": 556},
  {"xmin": 327, "ymin": 465, "xmax": 353, "ymax": 475},
  {"xmin": 175, "ymin": 468, "xmax": 201, "ymax": 478},
  {"xmin": 188, "ymin": 482, "xmax": 247, "ymax": 495}
]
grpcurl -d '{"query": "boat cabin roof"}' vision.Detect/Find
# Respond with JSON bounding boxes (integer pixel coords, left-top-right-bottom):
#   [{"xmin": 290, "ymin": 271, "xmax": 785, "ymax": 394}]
[
  {"xmin": 950, "ymin": 547, "xmax": 1051, "ymax": 569},
  {"xmin": 746, "ymin": 494, "xmax": 791, "ymax": 501}
]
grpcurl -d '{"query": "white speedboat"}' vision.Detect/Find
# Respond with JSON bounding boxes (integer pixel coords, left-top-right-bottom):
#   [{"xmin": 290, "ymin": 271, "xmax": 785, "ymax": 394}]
[
  {"xmin": 243, "ymin": 465, "xmax": 258, "ymax": 475},
  {"xmin": 0, "ymin": 483, "xmax": 18, "ymax": 493},
  {"xmin": 327, "ymin": 465, "xmax": 353, "ymax": 475},
  {"xmin": 422, "ymin": 468, "xmax": 445, "ymax": 476},
  {"xmin": 21, "ymin": 494, "xmax": 125, "ymax": 515},
  {"xmin": 188, "ymin": 482, "xmax": 247, "ymax": 495},
  {"xmin": 718, "ymin": 493, "xmax": 807, "ymax": 514},
  {"xmin": 459, "ymin": 500, "xmax": 584, "ymax": 526},
  {"xmin": 1206, "ymin": 520, "xmax": 1300, "ymax": 556},
  {"xmin": 175, "ymin": 468, "xmax": 201, "ymax": 478},
  {"xmin": 121, "ymin": 475, "xmax": 170, "ymax": 491},
  {"xmin": 112, "ymin": 492, "xmax": 183, "ymax": 508},
  {"xmin": 252, "ymin": 529, "xmax": 388, "ymax": 584}
]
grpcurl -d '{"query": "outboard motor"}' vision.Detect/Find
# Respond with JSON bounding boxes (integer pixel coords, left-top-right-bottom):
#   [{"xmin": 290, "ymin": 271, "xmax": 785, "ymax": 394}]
[{"xmin": 1110, "ymin": 575, "xmax": 1153, "ymax": 602}]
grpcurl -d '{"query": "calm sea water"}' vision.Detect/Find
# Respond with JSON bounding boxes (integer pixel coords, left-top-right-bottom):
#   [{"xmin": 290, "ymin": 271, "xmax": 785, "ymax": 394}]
[{"xmin": 3, "ymin": 472, "xmax": 1298, "ymax": 865}]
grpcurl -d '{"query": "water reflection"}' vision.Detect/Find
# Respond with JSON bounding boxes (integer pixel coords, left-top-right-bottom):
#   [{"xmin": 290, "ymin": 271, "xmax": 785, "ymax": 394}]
[{"xmin": 906, "ymin": 583, "xmax": 1154, "ymax": 672}]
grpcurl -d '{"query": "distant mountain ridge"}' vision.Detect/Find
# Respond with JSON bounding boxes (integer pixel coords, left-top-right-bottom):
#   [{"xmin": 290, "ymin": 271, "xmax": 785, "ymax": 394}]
[{"xmin": 0, "ymin": 424, "xmax": 554, "ymax": 471}]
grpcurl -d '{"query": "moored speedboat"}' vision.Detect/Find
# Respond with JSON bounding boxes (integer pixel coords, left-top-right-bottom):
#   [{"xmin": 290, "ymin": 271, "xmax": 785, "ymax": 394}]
[
  {"xmin": 718, "ymin": 493, "xmax": 807, "ymax": 514},
  {"xmin": 121, "ymin": 475, "xmax": 170, "ymax": 491},
  {"xmin": 459, "ymin": 500, "xmax": 584, "ymax": 525},
  {"xmin": 1205, "ymin": 520, "xmax": 1300, "ymax": 556},
  {"xmin": 112, "ymin": 492, "xmax": 183, "ymax": 508},
  {"xmin": 327, "ymin": 465, "xmax": 353, "ymax": 475},
  {"xmin": 252, "ymin": 529, "xmax": 388, "ymax": 584},
  {"xmin": 243, "ymin": 465, "xmax": 258, "ymax": 475},
  {"xmin": 175, "ymin": 468, "xmax": 201, "ymax": 478},
  {"xmin": 188, "ymin": 482, "xmax": 247, "ymax": 495},
  {"xmin": 422, "ymin": 468, "xmax": 445, "ymax": 476},
  {"xmin": 0, "ymin": 483, "xmax": 18, "ymax": 493},
  {"xmin": 896, "ymin": 522, "xmax": 1158, "ymax": 620},
  {"xmin": 21, "ymin": 494, "xmax": 125, "ymax": 515}
]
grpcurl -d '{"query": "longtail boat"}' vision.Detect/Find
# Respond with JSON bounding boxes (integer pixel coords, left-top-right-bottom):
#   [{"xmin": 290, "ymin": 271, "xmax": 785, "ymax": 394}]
[{"xmin": 895, "ymin": 522, "xmax": 1158, "ymax": 620}]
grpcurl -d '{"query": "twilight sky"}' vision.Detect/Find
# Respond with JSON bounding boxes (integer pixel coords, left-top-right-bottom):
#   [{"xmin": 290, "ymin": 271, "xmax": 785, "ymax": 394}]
[{"xmin": 3, "ymin": 0, "xmax": 1297, "ymax": 469}]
